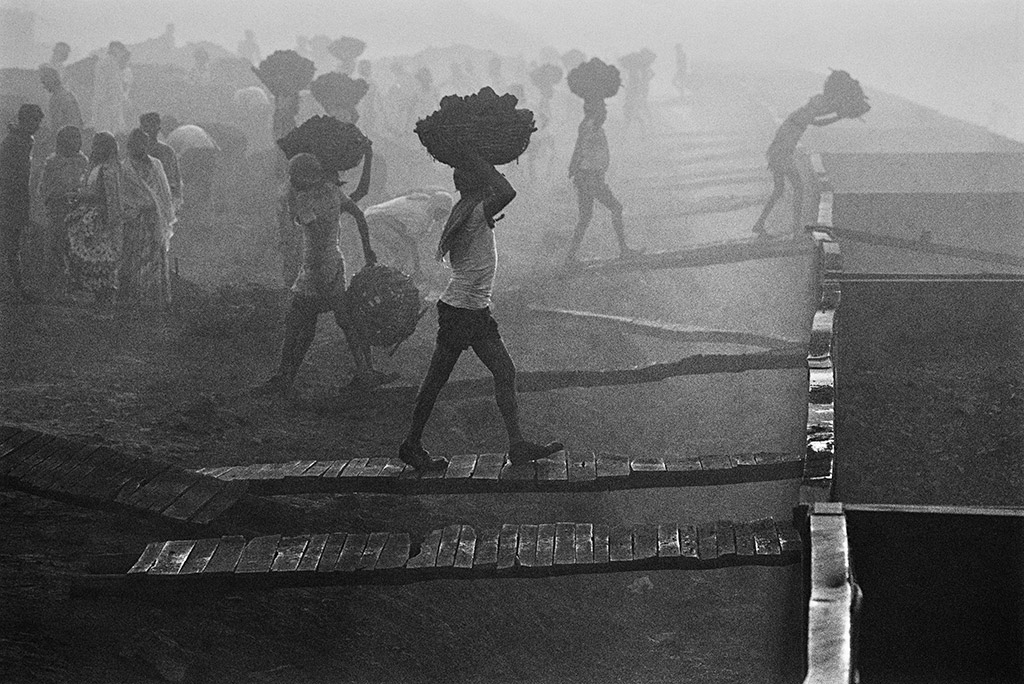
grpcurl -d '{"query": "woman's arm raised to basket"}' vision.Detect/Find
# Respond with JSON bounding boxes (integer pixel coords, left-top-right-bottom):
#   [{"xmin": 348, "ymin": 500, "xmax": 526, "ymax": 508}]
[
  {"xmin": 340, "ymin": 194, "xmax": 377, "ymax": 266},
  {"xmin": 348, "ymin": 147, "xmax": 373, "ymax": 204}
]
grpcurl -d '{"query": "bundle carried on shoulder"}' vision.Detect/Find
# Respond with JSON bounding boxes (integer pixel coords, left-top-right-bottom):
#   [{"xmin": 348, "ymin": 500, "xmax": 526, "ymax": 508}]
[
  {"xmin": 567, "ymin": 57, "xmax": 621, "ymax": 101},
  {"xmin": 619, "ymin": 48, "xmax": 656, "ymax": 71},
  {"xmin": 345, "ymin": 264, "xmax": 422, "ymax": 348},
  {"xmin": 414, "ymin": 86, "xmax": 536, "ymax": 167},
  {"xmin": 276, "ymin": 115, "xmax": 371, "ymax": 173},
  {"xmin": 821, "ymin": 69, "xmax": 870, "ymax": 119},
  {"xmin": 310, "ymin": 72, "xmax": 370, "ymax": 112},
  {"xmin": 252, "ymin": 50, "xmax": 315, "ymax": 97}
]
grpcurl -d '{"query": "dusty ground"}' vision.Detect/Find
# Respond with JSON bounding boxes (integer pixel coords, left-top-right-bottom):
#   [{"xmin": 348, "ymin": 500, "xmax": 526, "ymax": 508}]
[{"xmin": 0, "ymin": 91, "xmax": 814, "ymax": 683}]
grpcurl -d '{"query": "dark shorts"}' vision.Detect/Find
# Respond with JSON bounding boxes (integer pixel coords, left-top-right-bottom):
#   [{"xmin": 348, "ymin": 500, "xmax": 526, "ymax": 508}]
[{"xmin": 436, "ymin": 300, "xmax": 501, "ymax": 351}]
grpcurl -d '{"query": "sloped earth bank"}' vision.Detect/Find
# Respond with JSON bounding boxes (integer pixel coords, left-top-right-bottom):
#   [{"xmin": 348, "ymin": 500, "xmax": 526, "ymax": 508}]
[{"xmin": 1, "ymin": 86, "xmax": 813, "ymax": 682}]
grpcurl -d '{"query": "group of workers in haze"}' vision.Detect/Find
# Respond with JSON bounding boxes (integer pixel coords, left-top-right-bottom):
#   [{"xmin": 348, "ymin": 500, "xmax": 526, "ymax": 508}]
[{"xmin": 0, "ymin": 31, "xmax": 822, "ymax": 471}]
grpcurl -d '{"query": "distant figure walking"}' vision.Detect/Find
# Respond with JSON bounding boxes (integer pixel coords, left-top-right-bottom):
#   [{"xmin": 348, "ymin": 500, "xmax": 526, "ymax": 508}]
[
  {"xmin": 566, "ymin": 98, "xmax": 638, "ymax": 264},
  {"xmin": 398, "ymin": 150, "xmax": 563, "ymax": 471},
  {"xmin": 139, "ymin": 113, "xmax": 183, "ymax": 211},
  {"xmin": 0, "ymin": 104, "xmax": 44, "ymax": 301},
  {"xmin": 91, "ymin": 41, "xmax": 132, "ymax": 136},
  {"xmin": 752, "ymin": 95, "xmax": 841, "ymax": 237},
  {"xmin": 39, "ymin": 66, "xmax": 83, "ymax": 136}
]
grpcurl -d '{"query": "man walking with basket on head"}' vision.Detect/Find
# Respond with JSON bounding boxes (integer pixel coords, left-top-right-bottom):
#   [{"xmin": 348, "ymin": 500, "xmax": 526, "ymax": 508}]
[{"xmin": 399, "ymin": 88, "xmax": 563, "ymax": 471}]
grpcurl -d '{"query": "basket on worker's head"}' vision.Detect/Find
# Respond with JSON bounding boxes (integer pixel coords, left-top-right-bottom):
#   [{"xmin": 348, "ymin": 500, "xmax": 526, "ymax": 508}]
[
  {"xmin": 414, "ymin": 87, "xmax": 537, "ymax": 167},
  {"xmin": 277, "ymin": 115, "xmax": 371, "ymax": 174},
  {"xmin": 619, "ymin": 49, "xmax": 656, "ymax": 71},
  {"xmin": 345, "ymin": 264, "xmax": 422, "ymax": 348},
  {"xmin": 310, "ymin": 72, "xmax": 370, "ymax": 112},
  {"xmin": 252, "ymin": 49, "xmax": 315, "ymax": 97},
  {"xmin": 567, "ymin": 57, "xmax": 621, "ymax": 101},
  {"xmin": 821, "ymin": 69, "xmax": 871, "ymax": 119},
  {"xmin": 327, "ymin": 36, "xmax": 366, "ymax": 63}
]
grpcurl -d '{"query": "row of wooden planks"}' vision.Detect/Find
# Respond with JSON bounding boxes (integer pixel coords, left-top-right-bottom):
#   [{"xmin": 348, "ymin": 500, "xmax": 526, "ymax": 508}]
[
  {"xmin": 125, "ymin": 518, "xmax": 803, "ymax": 587},
  {"xmin": 195, "ymin": 450, "xmax": 806, "ymax": 495},
  {"xmin": 0, "ymin": 426, "xmax": 247, "ymax": 525}
]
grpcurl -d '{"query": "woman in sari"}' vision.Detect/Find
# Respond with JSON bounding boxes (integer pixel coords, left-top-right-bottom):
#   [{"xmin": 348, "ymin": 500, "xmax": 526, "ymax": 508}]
[
  {"xmin": 120, "ymin": 128, "xmax": 176, "ymax": 307},
  {"xmin": 38, "ymin": 125, "xmax": 89, "ymax": 296},
  {"xmin": 67, "ymin": 132, "xmax": 124, "ymax": 305}
]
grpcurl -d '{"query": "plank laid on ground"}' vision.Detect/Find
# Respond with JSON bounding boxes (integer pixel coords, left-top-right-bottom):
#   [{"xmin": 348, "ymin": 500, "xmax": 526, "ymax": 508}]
[
  {"xmin": 377, "ymin": 458, "xmax": 406, "ymax": 478},
  {"xmin": 536, "ymin": 453, "xmax": 568, "ymax": 482},
  {"xmin": 593, "ymin": 525, "xmax": 610, "ymax": 564},
  {"xmin": 752, "ymin": 518, "xmax": 782, "ymax": 555},
  {"xmin": 113, "ymin": 462, "xmax": 173, "ymax": 506},
  {"xmin": 52, "ymin": 446, "xmax": 119, "ymax": 496},
  {"xmin": 700, "ymin": 454, "xmax": 733, "ymax": 472},
  {"xmin": 6, "ymin": 437, "xmax": 68, "ymax": 479},
  {"xmin": 375, "ymin": 533, "xmax": 411, "ymax": 571},
  {"xmin": 188, "ymin": 480, "xmax": 248, "ymax": 525},
  {"xmin": 336, "ymin": 534, "xmax": 368, "ymax": 573},
  {"xmin": 406, "ymin": 529, "xmax": 442, "ymax": 570},
  {"xmin": 0, "ymin": 434, "xmax": 56, "ymax": 476},
  {"xmin": 567, "ymin": 451, "xmax": 597, "ymax": 483},
  {"xmin": 149, "ymin": 540, "xmax": 197, "ymax": 575},
  {"xmin": 473, "ymin": 528, "xmax": 500, "ymax": 569},
  {"xmin": 658, "ymin": 526, "xmax": 680, "ymax": 558},
  {"xmin": 235, "ymin": 535, "xmax": 281, "ymax": 574},
  {"xmin": 609, "ymin": 526, "xmax": 633, "ymax": 563},
  {"xmin": 203, "ymin": 536, "xmax": 247, "ymax": 574},
  {"xmin": 776, "ymin": 522, "xmax": 802, "ymax": 554},
  {"xmin": 496, "ymin": 524, "xmax": 519, "ymax": 571},
  {"xmin": 516, "ymin": 525, "xmax": 538, "ymax": 568},
  {"xmin": 296, "ymin": 534, "xmax": 330, "ymax": 572},
  {"xmin": 0, "ymin": 430, "xmax": 45, "ymax": 472},
  {"xmin": 15, "ymin": 440, "xmax": 87, "ymax": 484},
  {"xmin": 679, "ymin": 525, "xmax": 699, "ymax": 558},
  {"xmin": 128, "ymin": 542, "xmax": 164, "ymax": 574},
  {"xmin": 631, "ymin": 456, "xmax": 666, "ymax": 473},
  {"xmin": 633, "ymin": 525, "xmax": 658, "ymax": 561},
  {"xmin": 0, "ymin": 426, "xmax": 20, "ymax": 443},
  {"xmin": 715, "ymin": 520, "xmax": 736, "ymax": 557},
  {"xmin": 697, "ymin": 523, "xmax": 719, "ymax": 561},
  {"xmin": 161, "ymin": 477, "xmax": 228, "ymax": 522},
  {"xmin": 453, "ymin": 526, "xmax": 476, "ymax": 570},
  {"xmin": 574, "ymin": 523, "xmax": 594, "ymax": 565},
  {"xmin": 435, "ymin": 525, "xmax": 461, "ymax": 569},
  {"xmin": 554, "ymin": 523, "xmax": 575, "ymax": 566},
  {"xmin": 271, "ymin": 536, "xmax": 309, "ymax": 572},
  {"xmin": 499, "ymin": 460, "xmax": 535, "ymax": 484},
  {"xmin": 179, "ymin": 538, "xmax": 220, "ymax": 575},
  {"xmin": 357, "ymin": 532, "xmax": 389, "ymax": 571},
  {"xmin": 535, "ymin": 524, "xmax": 556, "ymax": 568},
  {"xmin": 316, "ymin": 533, "xmax": 348, "ymax": 573},
  {"xmin": 471, "ymin": 453, "xmax": 505, "ymax": 481},
  {"xmin": 734, "ymin": 521, "xmax": 756, "ymax": 557},
  {"xmin": 319, "ymin": 460, "xmax": 350, "ymax": 478},
  {"xmin": 56, "ymin": 447, "xmax": 124, "ymax": 496},
  {"xmin": 444, "ymin": 454, "xmax": 477, "ymax": 480},
  {"xmin": 596, "ymin": 453, "xmax": 630, "ymax": 484},
  {"xmin": 665, "ymin": 456, "xmax": 702, "ymax": 472}
]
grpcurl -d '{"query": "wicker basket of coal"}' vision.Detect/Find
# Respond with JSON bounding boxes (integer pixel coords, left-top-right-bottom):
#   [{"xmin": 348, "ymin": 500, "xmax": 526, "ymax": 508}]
[
  {"xmin": 414, "ymin": 87, "xmax": 536, "ymax": 167},
  {"xmin": 327, "ymin": 36, "xmax": 366, "ymax": 63},
  {"xmin": 310, "ymin": 72, "xmax": 370, "ymax": 112},
  {"xmin": 252, "ymin": 49, "xmax": 315, "ymax": 97},
  {"xmin": 345, "ymin": 264, "xmax": 423, "ymax": 348},
  {"xmin": 277, "ymin": 115, "xmax": 371, "ymax": 173},
  {"xmin": 821, "ymin": 69, "xmax": 871, "ymax": 118},
  {"xmin": 567, "ymin": 57, "xmax": 621, "ymax": 100}
]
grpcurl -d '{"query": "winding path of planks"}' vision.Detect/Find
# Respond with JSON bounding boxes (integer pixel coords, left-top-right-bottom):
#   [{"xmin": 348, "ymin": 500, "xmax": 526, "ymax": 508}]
[
  {"xmin": 72, "ymin": 516, "xmax": 802, "ymax": 595},
  {"xmin": 0, "ymin": 426, "xmax": 248, "ymax": 525},
  {"xmin": 195, "ymin": 449, "xmax": 807, "ymax": 495}
]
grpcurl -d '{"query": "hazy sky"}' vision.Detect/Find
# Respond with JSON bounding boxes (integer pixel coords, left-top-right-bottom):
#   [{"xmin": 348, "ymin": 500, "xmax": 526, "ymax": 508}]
[{"xmin": 5, "ymin": 0, "xmax": 1023, "ymax": 136}]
